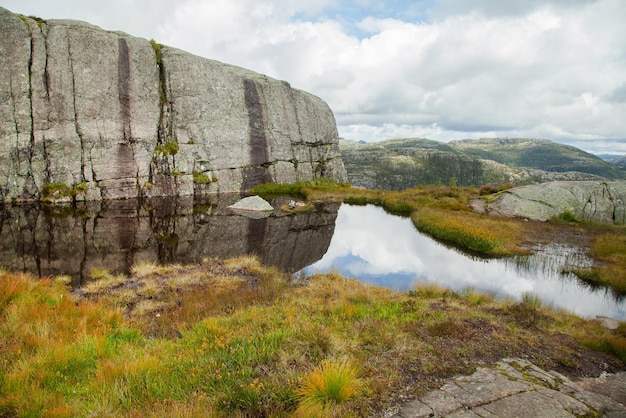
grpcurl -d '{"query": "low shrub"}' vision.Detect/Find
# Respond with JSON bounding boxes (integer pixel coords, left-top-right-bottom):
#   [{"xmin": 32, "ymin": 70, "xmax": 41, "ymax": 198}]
[{"xmin": 41, "ymin": 182, "xmax": 73, "ymax": 199}]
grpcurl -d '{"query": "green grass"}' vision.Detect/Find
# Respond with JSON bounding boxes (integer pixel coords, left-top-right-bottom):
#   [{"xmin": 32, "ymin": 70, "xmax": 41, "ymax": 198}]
[
  {"xmin": 155, "ymin": 141, "xmax": 179, "ymax": 156},
  {"xmin": 251, "ymin": 178, "xmax": 351, "ymax": 200},
  {"xmin": 411, "ymin": 207, "xmax": 525, "ymax": 256},
  {"xmin": 192, "ymin": 170, "xmax": 212, "ymax": 184},
  {"xmin": 551, "ymin": 210, "xmax": 585, "ymax": 224},
  {"xmin": 1, "ymin": 263, "xmax": 624, "ymax": 417},
  {"xmin": 569, "ymin": 231, "xmax": 626, "ymax": 294}
]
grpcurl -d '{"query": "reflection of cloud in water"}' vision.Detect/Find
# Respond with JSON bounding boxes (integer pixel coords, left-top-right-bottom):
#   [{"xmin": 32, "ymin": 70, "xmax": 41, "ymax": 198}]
[{"xmin": 304, "ymin": 205, "xmax": 626, "ymax": 320}]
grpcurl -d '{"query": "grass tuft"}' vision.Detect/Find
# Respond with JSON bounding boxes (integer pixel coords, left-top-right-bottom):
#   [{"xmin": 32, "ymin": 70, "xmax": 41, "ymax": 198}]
[
  {"xmin": 551, "ymin": 210, "xmax": 584, "ymax": 224},
  {"xmin": 82, "ymin": 268, "xmax": 126, "ymax": 294},
  {"xmin": 521, "ymin": 292, "xmax": 544, "ymax": 309},
  {"xmin": 130, "ymin": 262, "xmax": 177, "ymax": 278},
  {"xmin": 296, "ymin": 359, "xmax": 361, "ymax": 411},
  {"xmin": 411, "ymin": 282, "xmax": 452, "ymax": 299}
]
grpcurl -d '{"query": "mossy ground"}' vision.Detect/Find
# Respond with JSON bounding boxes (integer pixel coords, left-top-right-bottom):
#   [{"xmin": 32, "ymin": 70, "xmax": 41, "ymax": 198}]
[{"xmin": 1, "ymin": 258, "xmax": 624, "ymax": 417}]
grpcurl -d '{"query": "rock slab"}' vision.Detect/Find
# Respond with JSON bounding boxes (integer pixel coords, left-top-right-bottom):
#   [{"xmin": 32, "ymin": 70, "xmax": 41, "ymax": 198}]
[
  {"xmin": 0, "ymin": 7, "xmax": 346, "ymax": 202},
  {"xmin": 485, "ymin": 181, "xmax": 626, "ymax": 224},
  {"xmin": 228, "ymin": 196, "xmax": 274, "ymax": 212},
  {"xmin": 391, "ymin": 358, "xmax": 626, "ymax": 418}
]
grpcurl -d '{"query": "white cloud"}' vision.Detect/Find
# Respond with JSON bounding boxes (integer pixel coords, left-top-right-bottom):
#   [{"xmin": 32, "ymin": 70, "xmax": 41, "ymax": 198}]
[{"xmin": 1, "ymin": 0, "xmax": 625, "ymax": 153}]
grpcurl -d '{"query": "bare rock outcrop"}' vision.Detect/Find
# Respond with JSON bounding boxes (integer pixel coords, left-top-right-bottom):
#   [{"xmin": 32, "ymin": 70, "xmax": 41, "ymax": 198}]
[
  {"xmin": 0, "ymin": 7, "xmax": 346, "ymax": 203},
  {"xmin": 485, "ymin": 181, "xmax": 626, "ymax": 223}
]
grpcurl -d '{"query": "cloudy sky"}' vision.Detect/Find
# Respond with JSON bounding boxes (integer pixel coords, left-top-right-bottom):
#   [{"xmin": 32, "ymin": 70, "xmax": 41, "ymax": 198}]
[{"xmin": 2, "ymin": 0, "xmax": 625, "ymax": 154}]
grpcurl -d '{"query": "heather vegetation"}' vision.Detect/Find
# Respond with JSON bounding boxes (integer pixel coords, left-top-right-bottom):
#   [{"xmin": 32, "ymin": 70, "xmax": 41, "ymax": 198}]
[
  {"xmin": 1, "ymin": 261, "xmax": 624, "ymax": 417},
  {"xmin": 2, "ymin": 180, "xmax": 626, "ymax": 416}
]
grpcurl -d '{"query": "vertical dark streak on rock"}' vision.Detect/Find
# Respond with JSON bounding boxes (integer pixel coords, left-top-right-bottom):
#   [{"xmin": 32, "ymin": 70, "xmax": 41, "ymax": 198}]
[
  {"xmin": 247, "ymin": 217, "xmax": 267, "ymax": 260},
  {"xmin": 118, "ymin": 38, "xmax": 132, "ymax": 143},
  {"xmin": 41, "ymin": 133, "xmax": 50, "ymax": 184},
  {"xmin": 122, "ymin": 206, "xmax": 141, "ymax": 278},
  {"xmin": 118, "ymin": 39, "xmax": 141, "ymax": 191},
  {"xmin": 152, "ymin": 42, "xmax": 174, "ymax": 190},
  {"xmin": 33, "ymin": 212, "xmax": 42, "ymax": 278},
  {"xmin": 43, "ymin": 39, "xmax": 50, "ymax": 98},
  {"xmin": 5, "ymin": 77, "xmax": 20, "ymax": 195},
  {"xmin": 154, "ymin": 43, "xmax": 170, "ymax": 148},
  {"xmin": 25, "ymin": 27, "xmax": 38, "ymax": 199},
  {"xmin": 40, "ymin": 28, "xmax": 51, "ymax": 184},
  {"xmin": 67, "ymin": 36, "xmax": 86, "ymax": 183},
  {"xmin": 287, "ymin": 86, "xmax": 302, "ymax": 175},
  {"xmin": 242, "ymin": 79, "xmax": 272, "ymax": 190},
  {"xmin": 78, "ymin": 217, "xmax": 88, "ymax": 286}
]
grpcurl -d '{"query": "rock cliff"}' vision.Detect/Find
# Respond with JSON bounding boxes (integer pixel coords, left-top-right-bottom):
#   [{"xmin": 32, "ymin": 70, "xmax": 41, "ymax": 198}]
[{"xmin": 0, "ymin": 8, "xmax": 346, "ymax": 203}]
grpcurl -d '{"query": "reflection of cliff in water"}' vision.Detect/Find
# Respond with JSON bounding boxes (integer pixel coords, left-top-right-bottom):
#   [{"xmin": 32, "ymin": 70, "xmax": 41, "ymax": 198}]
[{"xmin": 0, "ymin": 196, "xmax": 339, "ymax": 286}]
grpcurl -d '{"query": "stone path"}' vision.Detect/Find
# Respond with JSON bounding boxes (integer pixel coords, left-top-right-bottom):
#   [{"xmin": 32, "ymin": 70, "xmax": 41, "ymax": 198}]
[{"xmin": 390, "ymin": 358, "xmax": 626, "ymax": 417}]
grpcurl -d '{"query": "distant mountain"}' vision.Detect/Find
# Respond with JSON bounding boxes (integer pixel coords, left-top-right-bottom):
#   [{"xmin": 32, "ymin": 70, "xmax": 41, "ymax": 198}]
[
  {"xmin": 340, "ymin": 138, "xmax": 625, "ymax": 190},
  {"xmin": 449, "ymin": 138, "xmax": 624, "ymax": 179},
  {"xmin": 597, "ymin": 154, "xmax": 623, "ymax": 162},
  {"xmin": 612, "ymin": 155, "xmax": 626, "ymax": 170}
]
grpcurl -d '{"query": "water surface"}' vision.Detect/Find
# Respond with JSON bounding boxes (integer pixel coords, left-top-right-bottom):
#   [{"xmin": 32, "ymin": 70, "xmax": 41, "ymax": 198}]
[
  {"xmin": 0, "ymin": 197, "xmax": 338, "ymax": 286},
  {"xmin": 302, "ymin": 204, "xmax": 626, "ymax": 320},
  {"xmin": 1, "ymin": 199, "xmax": 623, "ymax": 320}
]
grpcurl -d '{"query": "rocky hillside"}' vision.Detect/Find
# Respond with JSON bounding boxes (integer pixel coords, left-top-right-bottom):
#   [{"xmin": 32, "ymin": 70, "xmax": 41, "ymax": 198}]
[
  {"xmin": 340, "ymin": 138, "xmax": 482, "ymax": 190},
  {"xmin": 450, "ymin": 138, "xmax": 624, "ymax": 179},
  {"xmin": 340, "ymin": 138, "xmax": 623, "ymax": 190},
  {"xmin": 613, "ymin": 155, "xmax": 626, "ymax": 170},
  {"xmin": 0, "ymin": 8, "xmax": 346, "ymax": 203}
]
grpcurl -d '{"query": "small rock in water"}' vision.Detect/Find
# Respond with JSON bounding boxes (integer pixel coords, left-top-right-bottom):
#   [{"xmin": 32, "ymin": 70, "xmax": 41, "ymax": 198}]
[
  {"xmin": 595, "ymin": 315, "xmax": 619, "ymax": 330},
  {"xmin": 287, "ymin": 200, "xmax": 306, "ymax": 209},
  {"xmin": 228, "ymin": 196, "xmax": 274, "ymax": 218}
]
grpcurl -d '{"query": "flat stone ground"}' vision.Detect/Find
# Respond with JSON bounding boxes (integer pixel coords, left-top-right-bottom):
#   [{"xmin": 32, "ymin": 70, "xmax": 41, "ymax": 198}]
[{"xmin": 390, "ymin": 358, "xmax": 626, "ymax": 417}]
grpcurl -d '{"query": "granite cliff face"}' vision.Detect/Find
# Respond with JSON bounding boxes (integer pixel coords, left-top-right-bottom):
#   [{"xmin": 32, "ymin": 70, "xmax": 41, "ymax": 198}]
[{"xmin": 0, "ymin": 8, "xmax": 346, "ymax": 203}]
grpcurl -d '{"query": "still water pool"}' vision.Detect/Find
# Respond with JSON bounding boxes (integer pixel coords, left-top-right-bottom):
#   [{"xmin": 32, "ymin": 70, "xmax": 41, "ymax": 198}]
[
  {"xmin": 1, "ymin": 199, "xmax": 623, "ymax": 320},
  {"xmin": 302, "ymin": 204, "xmax": 626, "ymax": 320}
]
